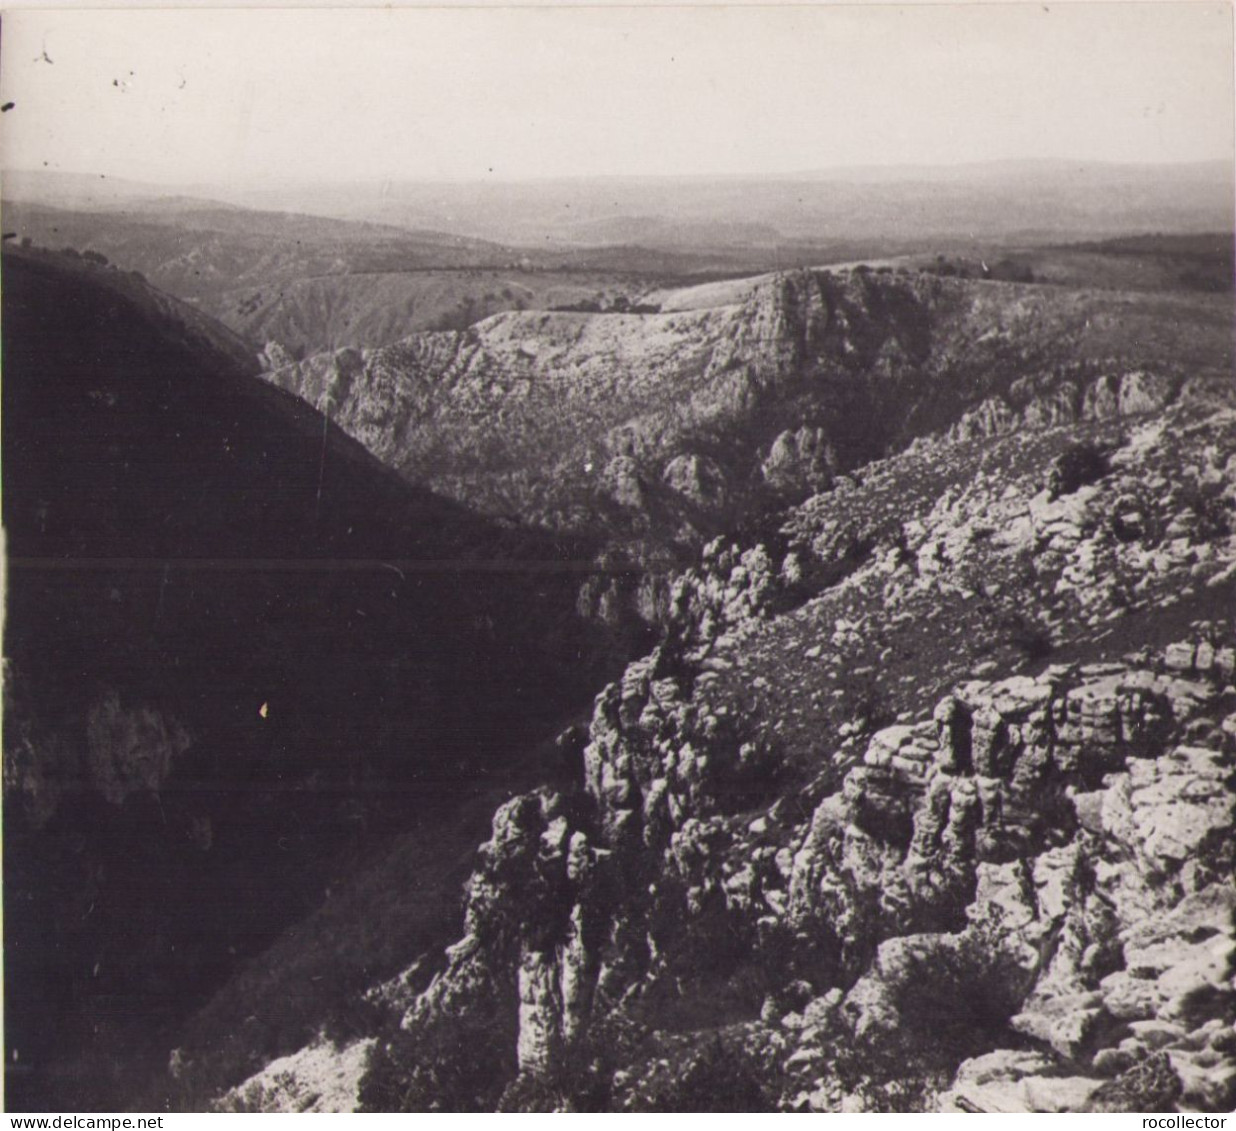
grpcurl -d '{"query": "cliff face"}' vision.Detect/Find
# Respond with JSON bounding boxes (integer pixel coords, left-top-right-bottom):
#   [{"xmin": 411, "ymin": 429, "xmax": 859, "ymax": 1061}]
[
  {"xmin": 355, "ymin": 370, "xmax": 1236, "ymax": 1112},
  {"xmin": 264, "ymin": 268, "xmax": 1230, "ymax": 516},
  {"xmin": 263, "ymin": 268, "xmax": 1231, "ymax": 636}
]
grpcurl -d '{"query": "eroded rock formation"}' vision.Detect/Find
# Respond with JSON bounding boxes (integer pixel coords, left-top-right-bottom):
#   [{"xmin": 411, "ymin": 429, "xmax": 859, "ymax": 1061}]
[{"xmin": 357, "ymin": 371, "xmax": 1236, "ymax": 1112}]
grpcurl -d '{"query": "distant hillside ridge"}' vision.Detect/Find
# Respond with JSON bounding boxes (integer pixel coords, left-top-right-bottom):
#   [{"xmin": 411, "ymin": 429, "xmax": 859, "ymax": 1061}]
[
  {"xmin": 3, "ymin": 201, "xmax": 728, "ymax": 357},
  {"xmin": 210, "ymin": 160, "xmax": 1236, "ymax": 246},
  {"xmin": 263, "ymin": 264, "xmax": 1233, "ymax": 628}
]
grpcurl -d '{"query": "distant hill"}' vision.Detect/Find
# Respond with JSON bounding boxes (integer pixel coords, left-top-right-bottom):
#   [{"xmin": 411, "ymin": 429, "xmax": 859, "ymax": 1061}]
[
  {"xmin": 213, "ymin": 160, "xmax": 1234, "ymax": 246},
  {"xmin": 1, "ymin": 198, "xmax": 512, "ymax": 295},
  {"xmin": 2, "ymin": 168, "xmax": 203, "ymax": 210},
  {"xmin": 10, "ymin": 161, "xmax": 1226, "ymax": 358}
]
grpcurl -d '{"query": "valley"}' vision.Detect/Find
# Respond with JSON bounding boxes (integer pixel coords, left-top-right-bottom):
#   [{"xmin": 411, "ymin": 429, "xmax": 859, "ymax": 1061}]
[{"xmin": 3, "ymin": 173, "xmax": 1234, "ymax": 1115}]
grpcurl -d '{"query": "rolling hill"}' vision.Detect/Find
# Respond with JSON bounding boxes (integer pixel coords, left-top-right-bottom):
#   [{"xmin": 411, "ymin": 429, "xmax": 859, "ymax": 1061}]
[
  {"xmin": 1, "ymin": 200, "xmax": 721, "ymax": 357},
  {"xmin": 216, "ymin": 161, "xmax": 1235, "ymax": 246}
]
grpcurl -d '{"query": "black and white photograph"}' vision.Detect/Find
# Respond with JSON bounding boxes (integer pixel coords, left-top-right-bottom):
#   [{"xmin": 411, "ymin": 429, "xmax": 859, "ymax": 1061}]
[{"xmin": 1, "ymin": 1, "xmax": 1234, "ymax": 1114}]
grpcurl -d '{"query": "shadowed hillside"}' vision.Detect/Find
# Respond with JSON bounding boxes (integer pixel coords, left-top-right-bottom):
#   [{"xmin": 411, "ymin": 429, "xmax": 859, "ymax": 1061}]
[{"xmin": 1, "ymin": 249, "xmax": 620, "ymax": 1110}]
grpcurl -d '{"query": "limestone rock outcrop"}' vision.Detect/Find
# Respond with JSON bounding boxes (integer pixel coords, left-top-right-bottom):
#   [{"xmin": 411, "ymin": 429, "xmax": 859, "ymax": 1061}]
[{"xmin": 369, "ymin": 371, "xmax": 1236, "ymax": 1112}]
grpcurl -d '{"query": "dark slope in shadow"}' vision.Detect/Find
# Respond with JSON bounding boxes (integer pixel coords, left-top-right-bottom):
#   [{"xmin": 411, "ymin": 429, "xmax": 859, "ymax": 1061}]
[{"xmin": 2, "ymin": 248, "xmax": 620, "ymax": 1109}]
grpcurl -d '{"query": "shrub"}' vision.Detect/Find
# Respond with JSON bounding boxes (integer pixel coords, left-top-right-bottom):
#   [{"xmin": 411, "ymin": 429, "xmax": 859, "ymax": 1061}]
[
  {"xmin": 358, "ymin": 1008, "xmax": 517, "ymax": 1113},
  {"xmin": 1002, "ymin": 612, "xmax": 1054, "ymax": 665},
  {"xmin": 1046, "ymin": 441, "xmax": 1109, "ymax": 501},
  {"xmin": 618, "ymin": 1032, "xmax": 778, "ymax": 1112},
  {"xmin": 1180, "ymin": 480, "xmax": 1233, "ymax": 540}
]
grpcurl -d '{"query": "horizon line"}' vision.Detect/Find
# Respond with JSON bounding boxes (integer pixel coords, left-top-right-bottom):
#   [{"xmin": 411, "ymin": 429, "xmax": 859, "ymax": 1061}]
[{"xmin": 4, "ymin": 154, "xmax": 1234, "ymax": 196}]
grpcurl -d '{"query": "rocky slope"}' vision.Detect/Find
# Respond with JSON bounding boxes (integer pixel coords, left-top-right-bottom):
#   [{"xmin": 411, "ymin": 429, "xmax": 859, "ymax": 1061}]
[
  {"xmin": 263, "ymin": 267, "xmax": 1232, "ymax": 637},
  {"xmin": 310, "ymin": 364, "xmax": 1236, "ymax": 1112}
]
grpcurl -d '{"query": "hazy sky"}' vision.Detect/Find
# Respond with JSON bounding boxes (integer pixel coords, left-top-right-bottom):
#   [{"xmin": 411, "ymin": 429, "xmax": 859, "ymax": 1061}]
[{"xmin": 1, "ymin": 3, "xmax": 1232, "ymax": 186}]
